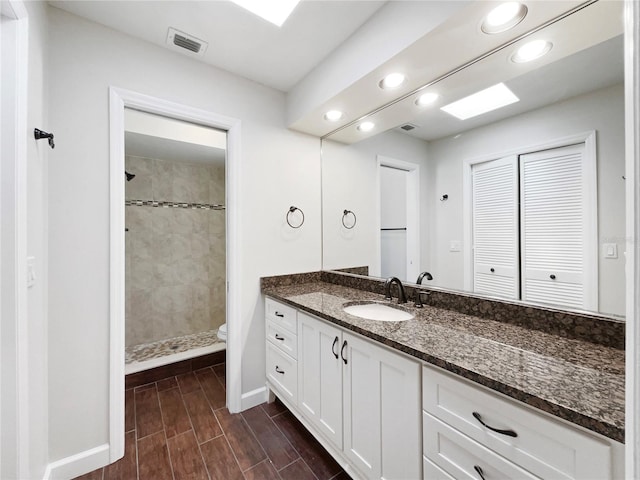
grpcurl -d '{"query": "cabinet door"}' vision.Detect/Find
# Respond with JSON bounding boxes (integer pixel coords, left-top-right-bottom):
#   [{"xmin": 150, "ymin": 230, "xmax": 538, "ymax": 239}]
[
  {"xmin": 298, "ymin": 312, "xmax": 343, "ymax": 449},
  {"xmin": 343, "ymin": 333, "xmax": 421, "ymax": 480}
]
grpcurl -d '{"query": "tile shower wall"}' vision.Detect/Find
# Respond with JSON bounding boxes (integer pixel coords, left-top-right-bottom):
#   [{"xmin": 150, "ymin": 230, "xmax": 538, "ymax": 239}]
[{"xmin": 125, "ymin": 155, "xmax": 226, "ymax": 348}]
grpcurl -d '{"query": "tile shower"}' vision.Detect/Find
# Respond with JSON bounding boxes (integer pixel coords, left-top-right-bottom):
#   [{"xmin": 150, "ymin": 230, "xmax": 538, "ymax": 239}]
[{"xmin": 125, "ymin": 154, "xmax": 226, "ymax": 365}]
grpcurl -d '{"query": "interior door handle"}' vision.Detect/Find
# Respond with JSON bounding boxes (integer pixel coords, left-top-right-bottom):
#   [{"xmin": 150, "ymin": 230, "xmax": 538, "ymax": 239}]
[
  {"xmin": 274, "ymin": 334, "xmax": 285, "ymax": 341},
  {"xmin": 332, "ymin": 336, "xmax": 339, "ymax": 359},
  {"xmin": 341, "ymin": 340, "xmax": 348, "ymax": 365},
  {"xmin": 275, "ymin": 366, "xmax": 285, "ymax": 375}
]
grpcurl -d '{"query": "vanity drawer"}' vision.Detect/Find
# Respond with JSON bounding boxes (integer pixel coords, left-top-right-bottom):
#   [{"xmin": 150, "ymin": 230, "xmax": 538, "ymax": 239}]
[
  {"xmin": 424, "ymin": 455, "xmax": 455, "ymax": 480},
  {"xmin": 422, "ymin": 366, "xmax": 612, "ymax": 480},
  {"xmin": 265, "ymin": 298, "xmax": 297, "ymax": 334},
  {"xmin": 424, "ymin": 412, "xmax": 540, "ymax": 480},
  {"xmin": 266, "ymin": 342, "xmax": 297, "ymax": 404},
  {"xmin": 266, "ymin": 319, "xmax": 297, "ymax": 359}
]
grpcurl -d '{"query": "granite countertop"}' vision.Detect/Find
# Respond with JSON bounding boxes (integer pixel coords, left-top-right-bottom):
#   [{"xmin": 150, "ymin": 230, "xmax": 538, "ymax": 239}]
[{"xmin": 262, "ymin": 281, "xmax": 625, "ymax": 443}]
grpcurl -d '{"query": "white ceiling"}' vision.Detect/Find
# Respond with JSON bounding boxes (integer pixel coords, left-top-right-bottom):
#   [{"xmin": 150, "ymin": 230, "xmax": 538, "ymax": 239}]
[{"xmin": 49, "ymin": 0, "xmax": 387, "ymax": 92}]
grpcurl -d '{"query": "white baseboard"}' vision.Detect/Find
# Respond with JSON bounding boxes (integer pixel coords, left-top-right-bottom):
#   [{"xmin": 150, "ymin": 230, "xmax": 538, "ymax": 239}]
[
  {"xmin": 240, "ymin": 386, "xmax": 268, "ymax": 411},
  {"xmin": 43, "ymin": 444, "xmax": 110, "ymax": 480}
]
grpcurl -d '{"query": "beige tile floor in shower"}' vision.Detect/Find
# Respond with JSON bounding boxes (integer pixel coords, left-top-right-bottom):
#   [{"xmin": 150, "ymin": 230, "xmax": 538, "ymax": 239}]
[{"xmin": 125, "ymin": 329, "xmax": 224, "ymax": 364}]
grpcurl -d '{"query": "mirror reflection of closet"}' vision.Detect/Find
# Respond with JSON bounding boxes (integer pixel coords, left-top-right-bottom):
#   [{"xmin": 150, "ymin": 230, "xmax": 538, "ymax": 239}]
[{"xmin": 123, "ymin": 109, "xmax": 228, "ymax": 371}]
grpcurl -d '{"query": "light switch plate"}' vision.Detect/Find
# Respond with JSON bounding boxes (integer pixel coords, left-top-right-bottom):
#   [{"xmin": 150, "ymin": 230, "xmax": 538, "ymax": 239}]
[
  {"xmin": 603, "ymin": 243, "xmax": 618, "ymax": 259},
  {"xmin": 27, "ymin": 256, "xmax": 36, "ymax": 287}
]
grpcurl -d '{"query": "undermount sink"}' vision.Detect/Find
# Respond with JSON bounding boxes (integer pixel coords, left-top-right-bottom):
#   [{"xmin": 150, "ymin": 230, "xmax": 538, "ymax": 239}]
[{"xmin": 342, "ymin": 302, "xmax": 414, "ymax": 322}]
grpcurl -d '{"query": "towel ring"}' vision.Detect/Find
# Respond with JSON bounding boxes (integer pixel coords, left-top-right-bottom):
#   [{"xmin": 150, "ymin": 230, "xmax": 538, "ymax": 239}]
[
  {"xmin": 287, "ymin": 206, "xmax": 305, "ymax": 229},
  {"xmin": 342, "ymin": 209, "xmax": 357, "ymax": 229}
]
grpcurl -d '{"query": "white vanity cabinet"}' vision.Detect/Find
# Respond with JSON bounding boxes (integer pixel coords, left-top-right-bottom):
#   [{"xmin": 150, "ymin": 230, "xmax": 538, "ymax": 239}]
[
  {"xmin": 267, "ymin": 299, "xmax": 421, "ymax": 480},
  {"xmin": 422, "ymin": 365, "xmax": 624, "ymax": 480}
]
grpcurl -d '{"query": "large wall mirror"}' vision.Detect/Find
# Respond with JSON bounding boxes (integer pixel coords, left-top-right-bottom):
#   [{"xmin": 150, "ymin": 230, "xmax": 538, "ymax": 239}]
[{"xmin": 321, "ymin": 1, "xmax": 625, "ymax": 318}]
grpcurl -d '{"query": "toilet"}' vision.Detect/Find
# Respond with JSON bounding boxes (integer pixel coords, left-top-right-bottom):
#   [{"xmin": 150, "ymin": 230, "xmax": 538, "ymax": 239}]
[{"xmin": 217, "ymin": 323, "xmax": 227, "ymax": 342}]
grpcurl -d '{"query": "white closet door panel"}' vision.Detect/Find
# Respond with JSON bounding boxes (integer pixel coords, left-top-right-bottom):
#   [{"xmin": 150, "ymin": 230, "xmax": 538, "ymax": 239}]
[
  {"xmin": 520, "ymin": 144, "xmax": 592, "ymax": 309},
  {"xmin": 472, "ymin": 156, "xmax": 519, "ymax": 299}
]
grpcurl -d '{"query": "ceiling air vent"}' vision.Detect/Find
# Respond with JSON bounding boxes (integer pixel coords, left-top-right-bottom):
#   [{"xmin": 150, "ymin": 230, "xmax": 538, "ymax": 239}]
[
  {"xmin": 166, "ymin": 28, "xmax": 208, "ymax": 57},
  {"xmin": 399, "ymin": 123, "xmax": 419, "ymax": 132}
]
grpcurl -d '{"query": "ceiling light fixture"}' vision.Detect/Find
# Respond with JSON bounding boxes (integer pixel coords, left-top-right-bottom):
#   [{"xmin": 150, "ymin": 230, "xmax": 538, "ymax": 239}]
[
  {"xmin": 440, "ymin": 83, "xmax": 519, "ymax": 120},
  {"xmin": 481, "ymin": 2, "xmax": 527, "ymax": 34},
  {"xmin": 512, "ymin": 39, "xmax": 553, "ymax": 63},
  {"xmin": 324, "ymin": 110, "xmax": 344, "ymax": 122},
  {"xmin": 230, "ymin": 0, "xmax": 301, "ymax": 27},
  {"xmin": 357, "ymin": 121, "xmax": 375, "ymax": 132},
  {"xmin": 415, "ymin": 92, "xmax": 439, "ymax": 106},
  {"xmin": 379, "ymin": 73, "xmax": 406, "ymax": 90}
]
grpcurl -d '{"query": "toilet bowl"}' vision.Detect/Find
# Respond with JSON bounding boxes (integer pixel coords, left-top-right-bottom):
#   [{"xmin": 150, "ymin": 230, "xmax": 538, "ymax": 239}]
[{"xmin": 217, "ymin": 323, "xmax": 227, "ymax": 342}]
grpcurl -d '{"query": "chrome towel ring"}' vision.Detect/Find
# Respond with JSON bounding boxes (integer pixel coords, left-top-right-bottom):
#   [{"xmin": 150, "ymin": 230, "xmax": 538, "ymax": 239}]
[
  {"xmin": 287, "ymin": 206, "xmax": 305, "ymax": 229},
  {"xmin": 342, "ymin": 209, "xmax": 357, "ymax": 229}
]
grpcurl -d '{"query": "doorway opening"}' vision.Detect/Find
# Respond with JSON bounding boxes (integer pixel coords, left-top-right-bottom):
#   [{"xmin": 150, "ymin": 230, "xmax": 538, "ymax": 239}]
[
  {"xmin": 123, "ymin": 109, "xmax": 227, "ymax": 373},
  {"xmin": 377, "ymin": 155, "xmax": 420, "ymax": 283}
]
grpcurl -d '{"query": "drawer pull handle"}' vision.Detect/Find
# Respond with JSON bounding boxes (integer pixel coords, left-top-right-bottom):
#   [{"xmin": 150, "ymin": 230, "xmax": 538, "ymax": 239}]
[
  {"xmin": 550, "ymin": 274, "xmax": 556, "ymax": 280},
  {"xmin": 275, "ymin": 366, "xmax": 285, "ymax": 375},
  {"xmin": 332, "ymin": 336, "xmax": 339, "ymax": 359},
  {"xmin": 341, "ymin": 340, "xmax": 348, "ymax": 365},
  {"xmin": 472, "ymin": 412, "xmax": 518, "ymax": 437},
  {"xmin": 490, "ymin": 268, "xmax": 495, "ymax": 273},
  {"xmin": 274, "ymin": 334, "xmax": 285, "ymax": 341},
  {"xmin": 474, "ymin": 465, "xmax": 486, "ymax": 480},
  {"xmin": 275, "ymin": 312, "xmax": 284, "ymax": 318}
]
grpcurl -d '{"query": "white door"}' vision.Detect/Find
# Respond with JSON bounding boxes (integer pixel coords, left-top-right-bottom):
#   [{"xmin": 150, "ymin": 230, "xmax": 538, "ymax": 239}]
[
  {"xmin": 471, "ymin": 156, "xmax": 520, "ymax": 299},
  {"xmin": 297, "ymin": 313, "xmax": 344, "ymax": 449},
  {"xmin": 342, "ymin": 333, "xmax": 421, "ymax": 480},
  {"xmin": 520, "ymin": 143, "xmax": 597, "ymax": 310}
]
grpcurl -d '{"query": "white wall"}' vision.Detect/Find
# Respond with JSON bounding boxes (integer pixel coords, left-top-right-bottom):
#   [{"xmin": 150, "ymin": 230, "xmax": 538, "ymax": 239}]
[
  {"xmin": 25, "ymin": 1, "xmax": 49, "ymax": 478},
  {"xmin": 428, "ymin": 83, "xmax": 626, "ymax": 316},
  {"xmin": 322, "ymin": 130, "xmax": 430, "ymax": 276},
  {"xmin": 47, "ymin": 6, "xmax": 320, "ymax": 464}
]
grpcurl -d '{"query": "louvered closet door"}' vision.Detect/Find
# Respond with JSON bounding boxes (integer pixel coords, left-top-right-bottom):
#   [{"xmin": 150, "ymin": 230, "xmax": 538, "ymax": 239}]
[
  {"xmin": 471, "ymin": 156, "xmax": 519, "ymax": 299},
  {"xmin": 520, "ymin": 143, "xmax": 596, "ymax": 310}
]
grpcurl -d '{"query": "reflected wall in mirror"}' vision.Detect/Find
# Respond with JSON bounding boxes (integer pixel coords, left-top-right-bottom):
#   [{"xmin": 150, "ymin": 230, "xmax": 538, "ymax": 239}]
[{"xmin": 321, "ymin": 2, "xmax": 625, "ymax": 317}]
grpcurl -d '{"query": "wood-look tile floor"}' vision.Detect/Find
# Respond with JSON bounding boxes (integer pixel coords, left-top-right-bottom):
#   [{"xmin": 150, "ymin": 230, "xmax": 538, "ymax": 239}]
[{"xmin": 74, "ymin": 363, "xmax": 351, "ymax": 480}]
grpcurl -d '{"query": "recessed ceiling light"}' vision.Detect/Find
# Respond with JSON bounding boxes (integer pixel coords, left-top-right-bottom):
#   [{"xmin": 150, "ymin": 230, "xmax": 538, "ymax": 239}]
[
  {"xmin": 324, "ymin": 110, "xmax": 344, "ymax": 122},
  {"xmin": 357, "ymin": 121, "xmax": 375, "ymax": 132},
  {"xmin": 415, "ymin": 92, "xmax": 439, "ymax": 106},
  {"xmin": 440, "ymin": 83, "xmax": 519, "ymax": 120},
  {"xmin": 230, "ymin": 0, "xmax": 301, "ymax": 27},
  {"xmin": 481, "ymin": 2, "xmax": 527, "ymax": 34},
  {"xmin": 512, "ymin": 39, "xmax": 553, "ymax": 63},
  {"xmin": 379, "ymin": 73, "xmax": 406, "ymax": 90}
]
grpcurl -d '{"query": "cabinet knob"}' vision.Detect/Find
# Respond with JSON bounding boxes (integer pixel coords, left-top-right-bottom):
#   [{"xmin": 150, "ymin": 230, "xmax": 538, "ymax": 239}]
[
  {"xmin": 550, "ymin": 274, "xmax": 556, "ymax": 280},
  {"xmin": 490, "ymin": 268, "xmax": 495, "ymax": 273},
  {"xmin": 275, "ymin": 366, "xmax": 285, "ymax": 375}
]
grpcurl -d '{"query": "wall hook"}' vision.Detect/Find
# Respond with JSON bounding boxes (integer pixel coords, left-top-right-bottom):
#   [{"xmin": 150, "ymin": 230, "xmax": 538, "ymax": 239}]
[
  {"xmin": 34, "ymin": 128, "xmax": 55, "ymax": 149},
  {"xmin": 286, "ymin": 206, "xmax": 305, "ymax": 229}
]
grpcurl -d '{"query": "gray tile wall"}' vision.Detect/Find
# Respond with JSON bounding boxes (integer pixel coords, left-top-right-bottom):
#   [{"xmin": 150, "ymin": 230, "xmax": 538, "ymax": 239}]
[{"xmin": 125, "ymin": 155, "xmax": 226, "ymax": 347}]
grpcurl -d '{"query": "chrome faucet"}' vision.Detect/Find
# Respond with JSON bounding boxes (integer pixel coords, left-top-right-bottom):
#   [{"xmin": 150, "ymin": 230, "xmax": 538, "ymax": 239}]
[
  {"xmin": 414, "ymin": 271, "xmax": 433, "ymax": 308},
  {"xmin": 384, "ymin": 277, "xmax": 407, "ymax": 304}
]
